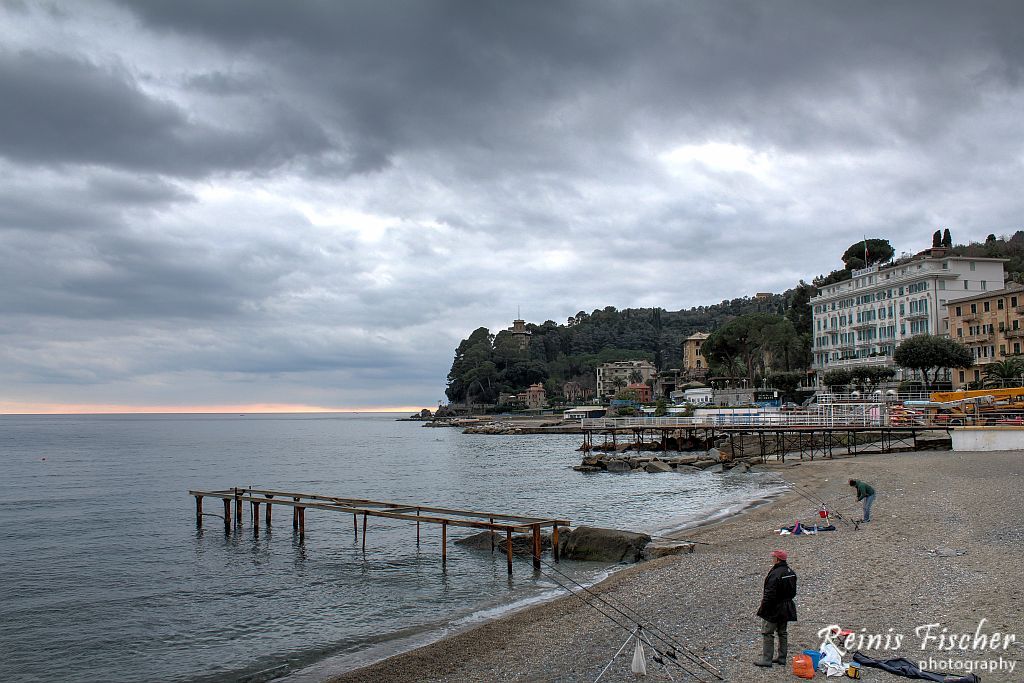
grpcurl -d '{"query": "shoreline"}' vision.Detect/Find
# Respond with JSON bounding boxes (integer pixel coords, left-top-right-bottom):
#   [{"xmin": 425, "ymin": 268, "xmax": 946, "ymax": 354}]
[
  {"xmin": 326, "ymin": 450, "xmax": 1024, "ymax": 682},
  {"xmin": 283, "ymin": 474, "xmax": 787, "ymax": 683}
]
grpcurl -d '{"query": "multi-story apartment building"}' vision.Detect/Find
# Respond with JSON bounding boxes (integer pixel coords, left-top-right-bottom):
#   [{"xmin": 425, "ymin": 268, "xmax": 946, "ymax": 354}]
[
  {"xmin": 596, "ymin": 360, "xmax": 656, "ymax": 399},
  {"xmin": 946, "ymin": 283, "xmax": 1024, "ymax": 388},
  {"xmin": 810, "ymin": 249, "xmax": 1005, "ymax": 382},
  {"xmin": 682, "ymin": 332, "xmax": 709, "ymax": 378}
]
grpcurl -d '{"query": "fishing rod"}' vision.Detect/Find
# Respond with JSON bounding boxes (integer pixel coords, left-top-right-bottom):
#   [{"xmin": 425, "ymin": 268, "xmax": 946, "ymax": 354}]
[
  {"xmin": 786, "ymin": 485, "xmax": 859, "ymax": 531},
  {"xmin": 508, "ymin": 550, "xmax": 714, "ymax": 682},
  {"xmin": 647, "ymin": 533, "xmax": 713, "ymax": 546},
  {"xmin": 497, "ymin": 538, "xmax": 724, "ymax": 681}
]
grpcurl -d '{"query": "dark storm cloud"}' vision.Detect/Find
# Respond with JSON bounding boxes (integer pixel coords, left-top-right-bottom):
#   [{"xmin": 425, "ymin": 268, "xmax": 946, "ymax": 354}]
[
  {"xmin": 3, "ymin": 0, "xmax": 1024, "ymax": 409},
  {"xmin": 0, "ymin": 49, "xmax": 334, "ymax": 177},
  {"xmin": 111, "ymin": 1, "xmax": 1024, "ymax": 165}
]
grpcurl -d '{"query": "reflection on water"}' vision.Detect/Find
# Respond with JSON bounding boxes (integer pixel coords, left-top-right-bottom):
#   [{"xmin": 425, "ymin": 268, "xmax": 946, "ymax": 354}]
[{"xmin": 0, "ymin": 413, "xmax": 783, "ymax": 682}]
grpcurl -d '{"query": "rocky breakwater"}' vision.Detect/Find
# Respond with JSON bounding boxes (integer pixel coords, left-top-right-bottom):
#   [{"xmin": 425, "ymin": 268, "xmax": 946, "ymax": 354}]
[
  {"xmin": 462, "ymin": 420, "xmax": 581, "ymax": 435},
  {"xmin": 574, "ymin": 448, "xmax": 762, "ymax": 475}
]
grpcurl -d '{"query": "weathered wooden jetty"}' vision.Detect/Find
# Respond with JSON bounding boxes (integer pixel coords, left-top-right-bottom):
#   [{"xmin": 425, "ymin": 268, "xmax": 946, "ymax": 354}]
[{"xmin": 188, "ymin": 487, "xmax": 569, "ymax": 574}]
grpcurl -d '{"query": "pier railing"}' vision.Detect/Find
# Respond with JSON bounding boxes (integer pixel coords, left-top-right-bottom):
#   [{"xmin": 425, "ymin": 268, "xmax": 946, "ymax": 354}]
[
  {"xmin": 582, "ymin": 414, "xmax": 890, "ymax": 429},
  {"xmin": 583, "ymin": 409, "xmax": 1024, "ymax": 430}
]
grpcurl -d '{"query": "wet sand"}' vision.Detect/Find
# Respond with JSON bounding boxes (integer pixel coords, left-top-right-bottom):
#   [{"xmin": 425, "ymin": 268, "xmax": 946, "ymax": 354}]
[{"xmin": 329, "ymin": 450, "xmax": 1024, "ymax": 683}]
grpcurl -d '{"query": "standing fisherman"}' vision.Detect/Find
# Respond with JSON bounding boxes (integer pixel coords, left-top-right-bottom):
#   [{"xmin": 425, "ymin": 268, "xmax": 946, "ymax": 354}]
[
  {"xmin": 754, "ymin": 549, "xmax": 798, "ymax": 668},
  {"xmin": 849, "ymin": 479, "xmax": 877, "ymax": 523}
]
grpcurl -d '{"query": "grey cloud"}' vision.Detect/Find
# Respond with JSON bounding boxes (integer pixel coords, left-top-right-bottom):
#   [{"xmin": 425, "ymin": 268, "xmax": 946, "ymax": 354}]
[
  {"xmin": 0, "ymin": 49, "xmax": 335, "ymax": 177},
  {"xmin": 86, "ymin": 174, "xmax": 194, "ymax": 205},
  {"xmin": 3, "ymin": 1, "xmax": 1024, "ymax": 409}
]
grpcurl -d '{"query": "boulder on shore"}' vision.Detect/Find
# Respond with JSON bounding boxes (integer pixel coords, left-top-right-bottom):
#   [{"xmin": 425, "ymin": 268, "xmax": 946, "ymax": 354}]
[
  {"xmin": 558, "ymin": 526, "xmax": 652, "ymax": 563},
  {"xmin": 644, "ymin": 460, "xmax": 673, "ymax": 473},
  {"xmin": 642, "ymin": 542, "xmax": 696, "ymax": 560}
]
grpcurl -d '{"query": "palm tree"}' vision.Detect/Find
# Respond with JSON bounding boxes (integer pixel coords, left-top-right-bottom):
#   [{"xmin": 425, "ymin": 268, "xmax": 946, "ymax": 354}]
[{"xmin": 983, "ymin": 358, "xmax": 1024, "ymax": 388}]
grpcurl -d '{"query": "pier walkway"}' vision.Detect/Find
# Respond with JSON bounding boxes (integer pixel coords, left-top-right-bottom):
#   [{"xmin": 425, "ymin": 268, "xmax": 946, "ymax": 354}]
[
  {"xmin": 580, "ymin": 414, "xmax": 951, "ymax": 461},
  {"xmin": 188, "ymin": 487, "xmax": 569, "ymax": 574}
]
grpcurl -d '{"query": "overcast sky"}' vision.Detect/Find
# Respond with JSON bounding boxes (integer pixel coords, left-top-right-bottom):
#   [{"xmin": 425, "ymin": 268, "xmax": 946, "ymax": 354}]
[{"xmin": 2, "ymin": 1, "xmax": 1023, "ymax": 412}]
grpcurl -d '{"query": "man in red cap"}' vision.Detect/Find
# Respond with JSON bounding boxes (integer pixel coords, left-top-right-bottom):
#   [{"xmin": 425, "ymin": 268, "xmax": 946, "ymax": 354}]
[{"xmin": 754, "ymin": 549, "xmax": 798, "ymax": 668}]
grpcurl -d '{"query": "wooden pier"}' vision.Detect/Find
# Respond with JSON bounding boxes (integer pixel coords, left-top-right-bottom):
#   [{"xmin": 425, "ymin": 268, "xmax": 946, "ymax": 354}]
[
  {"xmin": 189, "ymin": 487, "xmax": 569, "ymax": 575},
  {"xmin": 580, "ymin": 417, "xmax": 951, "ymax": 461}
]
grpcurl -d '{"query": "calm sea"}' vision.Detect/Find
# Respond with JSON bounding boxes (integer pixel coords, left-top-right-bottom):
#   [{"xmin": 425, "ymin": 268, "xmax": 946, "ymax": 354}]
[{"xmin": 0, "ymin": 413, "xmax": 783, "ymax": 682}]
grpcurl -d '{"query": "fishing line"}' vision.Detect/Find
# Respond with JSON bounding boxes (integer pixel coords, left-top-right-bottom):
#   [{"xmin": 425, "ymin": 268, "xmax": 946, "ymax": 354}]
[
  {"xmin": 497, "ymin": 538, "xmax": 724, "ymax": 680},
  {"xmin": 785, "ymin": 485, "xmax": 859, "ymax": 530},
  {"xmin": 495, "ymin": 538, "xmax": 717, "ymax": 681}
]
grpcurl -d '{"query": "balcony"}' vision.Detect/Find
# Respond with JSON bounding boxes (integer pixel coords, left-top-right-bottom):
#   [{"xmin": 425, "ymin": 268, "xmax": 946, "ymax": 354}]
[
  {"xmin": 1004, "ymin": 328, "xmax": 1024, "ymax": 339},
  {"xmin": 824, "ymin": 356, "xmax": 894, "ymax": 368}
]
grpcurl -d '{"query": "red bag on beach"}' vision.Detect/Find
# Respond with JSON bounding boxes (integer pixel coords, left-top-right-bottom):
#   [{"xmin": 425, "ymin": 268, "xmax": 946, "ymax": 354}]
[{"xmin": 792, "ymin": 653, "xmax": 815, "ymax": 679}]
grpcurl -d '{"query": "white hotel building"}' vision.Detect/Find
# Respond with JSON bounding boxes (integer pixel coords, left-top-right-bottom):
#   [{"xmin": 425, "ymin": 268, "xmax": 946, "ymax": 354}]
[{"xmin": 810, "ymin": 250, "xmax": 1005, "ymax": 381}]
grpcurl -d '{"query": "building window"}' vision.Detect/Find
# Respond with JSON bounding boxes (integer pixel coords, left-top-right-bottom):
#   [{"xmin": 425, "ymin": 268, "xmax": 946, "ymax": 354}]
[
  {"xmin": 957, "ymin": 328, "xmax": 963, "ymax": 337},
  {"xmin": 998, "ymin": 299, "xmax": 1004, "ymax": 310},
  {"xmin": 959, "ymin": 370, "xmax": 965, "ymax": 382},
  {"xmin": 1013, "ymin": 296, "xmax": 1019, "ymax": 308},
  {"xmin": 964, "ymin": 281, "xmax": 969, "ymax": 289},
  {"xmin": 971, "ymin": 304, "xmax": 977, "ymax": 314},
  {"xmin": 970, "ymin": 262, "xmax": 976, "ymax": 271},
  {"xmin": 955, "ymin": 306, "xmax": 962, "ymax": 316},
  {"xmin": 1016, "ymin": 342, "xmax": 1021, "ymax": 354},
  {"xmin": 982, "ymin": 281, "xmax": 987, "ymax": 290},
  {"xmin": 984, "ymin": 301, "xmax": 990, "ymax": 312},
  {"xmin": 1001, "ymin": 344, "xmax": 1006, "ymax": 355}
]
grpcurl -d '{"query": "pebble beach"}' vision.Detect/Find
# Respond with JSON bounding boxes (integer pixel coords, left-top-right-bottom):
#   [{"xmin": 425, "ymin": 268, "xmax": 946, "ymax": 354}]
[{"xmin": 329, "ymin": 449, "xmax": 1024, "ymax": 683}]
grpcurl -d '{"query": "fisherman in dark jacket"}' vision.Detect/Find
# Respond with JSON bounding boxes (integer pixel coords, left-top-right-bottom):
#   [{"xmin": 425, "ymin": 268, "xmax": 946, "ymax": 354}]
[
  {"xmin": 754, "ymin": 549, "xmax": 798, "ymax": 668},
  {"xmin": 849, "ymin": 478, "xmax": 877, "ymax": 522}
]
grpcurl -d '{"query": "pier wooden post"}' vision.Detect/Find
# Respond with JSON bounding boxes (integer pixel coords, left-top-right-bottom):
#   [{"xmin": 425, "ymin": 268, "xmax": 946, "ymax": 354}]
[
  {"xmin": 536, "ymin": 524, "xmax": 544, "ymax": 573},
  {"xmin": 234, "ymin": 489, "xmax": 243, "ymax": 526},
  {"xmin": 362, "ymin": 513, "xmax": 367, "ymax": 552},
  {"xmin": 552, "ymin": 524, "xmax": 559, "ymax": 563},
  {"xmin": 292, "ymin": 497, "xmax": 299, "ymax": 530},
  {"xmin": 354, "ymin": 513, "xmax": 359, "ymax": 539},
  {"xmin": 416, "ymin": 508, "xmax": 420, "ymax": 546},
  {"xmin": 223, "ymin": 498, "xmax": 231, "ymax": 529},
  {"xmin": 489, "ymin": 517, "xmax": 495, "ymax": 553},
  {"xmin": 297, "ymin": 507, "xmax": 305, "ymax": 535},
  {"xmin": 252, "ymin": 501, "xmax": 260, "ymax": 527},
  {"xmin": 195, "ymin": 495, "xmax": 203, "ymax": 528},
  {"xmin": 506, "ymin": 529, "xmax": 513, "ymax": 575},
  {"xmin": 442, "ymin": 521, "xmax": 447, "ymax": 565},
  {"xmin": 265, "ymin": 495, "xmax": 273, "ymax": 526}
]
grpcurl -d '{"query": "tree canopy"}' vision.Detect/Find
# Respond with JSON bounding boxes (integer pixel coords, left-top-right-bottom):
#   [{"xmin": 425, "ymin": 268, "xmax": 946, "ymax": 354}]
[
  {"xmin": 841, "ymin": 238, "xmax": 895, "ymax": 270},
  {"xmin": 893, "ymin": 335, "xmax": 973, "ymax": 390},
  {"xmin": 702, "ymin": 313, "xmax": 809, "ymax": 382},
  {"xmin": 444, "ymin": 293, "xmax": 804, "ymax": 405}
]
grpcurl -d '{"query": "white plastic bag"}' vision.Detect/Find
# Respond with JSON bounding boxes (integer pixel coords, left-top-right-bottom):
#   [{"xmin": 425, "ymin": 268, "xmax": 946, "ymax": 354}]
[
  {"xmin": 818, "ymin": 641, "xmax": 844, "ymax": 675},
  {"xmin": 631, "ymin": 637, "xmax": 647, "ymax": 676}
]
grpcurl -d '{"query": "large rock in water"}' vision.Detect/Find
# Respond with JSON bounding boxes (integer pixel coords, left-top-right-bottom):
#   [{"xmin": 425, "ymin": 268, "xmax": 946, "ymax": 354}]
[
  {"xmin": 455, "ymin": 529, "xmax": 552, "ymax": 552},
  {"xmin": 558, "ymin": 526, "xmax": 652, "ymax": 563}
]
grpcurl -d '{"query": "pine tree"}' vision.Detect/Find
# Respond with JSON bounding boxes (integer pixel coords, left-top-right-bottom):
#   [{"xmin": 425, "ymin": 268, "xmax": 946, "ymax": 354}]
[
  {"xmin": 932, "ymin": 230, "xmax": 942, "ymax": 247},
  {"xmin": 942, "ymin": 228, "xmax": 952, "ymax": 248}
]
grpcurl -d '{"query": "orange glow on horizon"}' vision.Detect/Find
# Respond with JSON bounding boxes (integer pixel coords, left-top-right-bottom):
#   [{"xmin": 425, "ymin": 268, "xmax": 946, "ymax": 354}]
[{"xmin": 0, "ymin": 401, "xmax": 431, "ymax": 415}]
